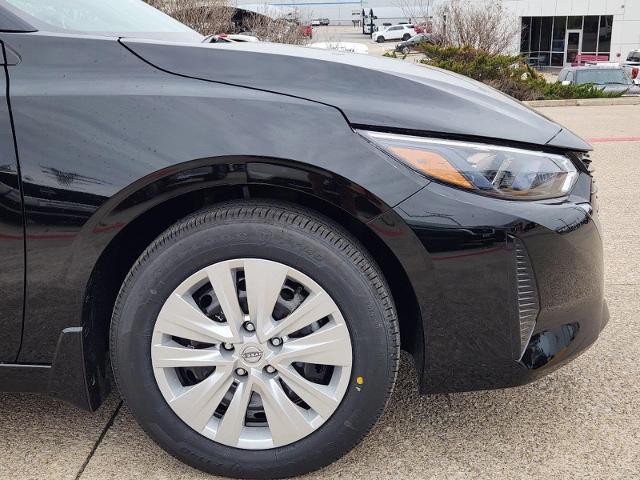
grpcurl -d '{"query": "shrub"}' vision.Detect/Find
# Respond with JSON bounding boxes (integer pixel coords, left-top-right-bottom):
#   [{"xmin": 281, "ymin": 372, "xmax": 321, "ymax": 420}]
[{"xmin": 418, "ymin": 44, "xmax": 623, "ymax": 101}]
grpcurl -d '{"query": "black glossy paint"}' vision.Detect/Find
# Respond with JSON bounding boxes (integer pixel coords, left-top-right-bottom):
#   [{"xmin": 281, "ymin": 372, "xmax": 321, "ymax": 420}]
[
  {"xmin": 392, "ymin": 176, "xmax": 606, "ymax": 392},
  {"xmin": 2, "ymin": 32, "xmax": 426, "ymax": 365},
  {"xmin": 121, "ymin": 39, "xmax": 591, "ymax": 150},
  {"xmin": 0, "ymin": 6, "xmax": 606, "ymax": 409},
  {"xmin": 0, "ymin": 41, "xmax": 24, "ymax": 362}
]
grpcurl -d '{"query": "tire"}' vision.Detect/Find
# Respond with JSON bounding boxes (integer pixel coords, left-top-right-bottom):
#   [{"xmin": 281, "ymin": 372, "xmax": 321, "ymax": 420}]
[
  {"xmin": 402, "ymin": 33, "xmax": 411, "ymax": 41},
  {"xmin": 376, "ymin": 36, "xmax": 385, "ymax": 43},
  {"xmin": 110, "ymin": 201, "xmax": 400, "ymax": 479},
  {"xmin": 402, "ymin": 46, "xmax": 410, "ymax": 55}
]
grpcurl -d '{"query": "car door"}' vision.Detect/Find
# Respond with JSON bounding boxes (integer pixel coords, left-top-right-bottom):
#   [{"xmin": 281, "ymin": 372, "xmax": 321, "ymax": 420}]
[
  {"xmin": 0, "ymin": 39, "xmax": 25, "ymax": 362},
  {"xmin": 388, "ymin": 26, "xmax": 402, "ymax": 40}
]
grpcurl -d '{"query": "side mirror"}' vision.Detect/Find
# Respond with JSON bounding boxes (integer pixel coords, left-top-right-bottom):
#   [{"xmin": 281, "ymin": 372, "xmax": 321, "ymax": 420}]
[{"xmin": 561, "ymin": 80, "xmax": 571, "ymax": 86}]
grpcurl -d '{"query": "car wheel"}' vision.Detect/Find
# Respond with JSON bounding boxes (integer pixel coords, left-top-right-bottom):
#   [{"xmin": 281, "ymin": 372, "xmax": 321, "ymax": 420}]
[
  {"xmin": 110, "ymin": 201, "xmax": 400, "ymax": 479},
  {"xmin": 376, "ymin": 36, "xmax": 385, "ymax": 43},
  {"xmin": 402, "ymin": 33, "xmax": 411, "ymax": 41}
]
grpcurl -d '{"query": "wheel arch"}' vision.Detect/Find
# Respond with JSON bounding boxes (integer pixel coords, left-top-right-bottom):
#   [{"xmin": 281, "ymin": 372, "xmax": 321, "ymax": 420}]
[{"xmin": 78, "ymin": 156, "xmax": 425, "ymax": 409}]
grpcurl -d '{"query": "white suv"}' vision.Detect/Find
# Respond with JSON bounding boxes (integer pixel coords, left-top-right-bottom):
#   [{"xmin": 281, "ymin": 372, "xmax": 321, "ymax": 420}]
[{"xmin": 372, "ymin": 24, "xmax": 416, "ymax": 43}]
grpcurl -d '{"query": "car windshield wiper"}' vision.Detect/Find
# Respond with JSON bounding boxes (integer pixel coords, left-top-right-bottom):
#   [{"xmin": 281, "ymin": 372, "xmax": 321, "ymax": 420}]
[{"xmin": 602, "ymin": 82, "xmax": 629, "ymax": 85}]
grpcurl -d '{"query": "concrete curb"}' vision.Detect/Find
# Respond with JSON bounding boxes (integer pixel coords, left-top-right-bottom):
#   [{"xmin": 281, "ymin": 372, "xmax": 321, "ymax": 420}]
[{"xmin": 526, "ymin": 97, "xmax": 640, "ymax": 107}]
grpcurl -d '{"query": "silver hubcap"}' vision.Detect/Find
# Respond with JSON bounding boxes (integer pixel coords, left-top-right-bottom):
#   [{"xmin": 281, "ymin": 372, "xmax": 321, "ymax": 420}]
[{"xmin": 151, "ymin": 258, "xmax": 353, "ymax": 450}]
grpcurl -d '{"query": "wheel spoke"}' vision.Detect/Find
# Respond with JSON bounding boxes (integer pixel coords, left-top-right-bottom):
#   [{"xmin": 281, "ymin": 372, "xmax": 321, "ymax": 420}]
[
  {"xmin": 253, "ymin": 376, "xmax": 314, "ymax": 446},
  {"xmin": 215, "ymin": 379, "xmax": 253, "ymax": 446},
  {"xmin": 272, "ymin": 323, "xmax": 352, "ymax": 367},
  {"xmin": 168, "ymin": 366, "xmax": 234, "ymax": 432},
  {"xmin": 156, "ymin": 293, "xmax": 235, "ymax": 344},
  {"xmin": 277, "ymin": 367, "xmax": 339, "ymax": 419},
  {"xmin": 265, "ymin": 290, "xmax": 337, "ymax": 339},
  {"xmin": 206, "ymin": 263, "xmax": 244, "ymax": 341},
  {"xmin": 152, "ymin": 342, "xmax": 234, "ymax": 369},
  {"xmin": 244, "ymin": 259, "xmax": 289, "ymax": 342}
]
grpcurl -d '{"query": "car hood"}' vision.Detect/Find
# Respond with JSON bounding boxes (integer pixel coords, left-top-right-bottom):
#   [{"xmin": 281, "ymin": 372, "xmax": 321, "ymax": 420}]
[{"xmin": 121, "ymin": 39, "xmax": 591, "ymax": 150}]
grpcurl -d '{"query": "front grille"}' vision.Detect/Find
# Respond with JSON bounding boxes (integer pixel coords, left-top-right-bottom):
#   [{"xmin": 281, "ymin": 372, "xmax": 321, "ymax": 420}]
[
  {"xmin": 571, "ymin": 151, "xmax": 594, "ymax": 173},
  {"xmin": 514, "ymin": 238, "xmax": 540, "ymax": 359}
]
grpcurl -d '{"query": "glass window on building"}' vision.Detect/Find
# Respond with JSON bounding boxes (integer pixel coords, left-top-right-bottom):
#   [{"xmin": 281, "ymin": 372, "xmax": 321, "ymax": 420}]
[
  {"xmin": 567, "ymin": 16, "xmax": 583, "ymax": 30},
  {"xmin": 582, "ymin": 16, "xmax": 599, "ymax": 54},
  {"xmin": 530, "ymin": 16, "xmax": 541, "ymax": 52},
  {"xmin": 552, "ymin": 16, "xmax": 566, "ymax": 52},
  {"xmin": 540, "ymin": 17, "xmax": 552, "ymax": 51},
  {"xmin": 520, "ymin": 15, "xmax": 614, "ymax": 67},
  {"xmin": 521, "ymin": 16, "xmax": 531, "ymax": 52},
  {"xmin": 599, "ymin": 15, "xmax": 613, "ymax": 54}
]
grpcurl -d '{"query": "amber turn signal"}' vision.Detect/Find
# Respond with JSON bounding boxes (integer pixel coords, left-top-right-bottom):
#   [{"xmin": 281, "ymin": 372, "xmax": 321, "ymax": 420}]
[{"xmin": 389, "ymin": 147, "xmax": 474, "ymax": 189}]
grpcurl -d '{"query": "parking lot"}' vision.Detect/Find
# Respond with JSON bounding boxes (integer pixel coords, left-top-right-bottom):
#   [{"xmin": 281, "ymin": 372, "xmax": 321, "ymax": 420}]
[
  {"xmin": 311, "ymin": 25, "xmax": 408, "ymax": 56},
  {"xmin": 1, "ymin": 103, "xmax": 639, "ymax": 479}
]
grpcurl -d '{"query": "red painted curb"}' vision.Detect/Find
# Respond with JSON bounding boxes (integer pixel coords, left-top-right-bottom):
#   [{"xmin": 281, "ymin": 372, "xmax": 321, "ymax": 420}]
[{"xmin": 587, "ymin": 136, "xmax": 640, "ymax": 143}]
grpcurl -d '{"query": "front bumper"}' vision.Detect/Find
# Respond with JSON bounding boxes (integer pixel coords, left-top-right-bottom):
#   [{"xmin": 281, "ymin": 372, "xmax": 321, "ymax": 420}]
[{"xmin": 393, "ymin": 170, "xmax": 607, "ymax": 393}]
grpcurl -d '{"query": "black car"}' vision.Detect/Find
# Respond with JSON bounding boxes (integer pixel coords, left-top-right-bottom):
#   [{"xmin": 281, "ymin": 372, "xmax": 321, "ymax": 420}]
[
  {"xmin": 395, "ymin": 33, "xmax": 435, "ymax": 54},
  {"xmin": 0, "ymin": 0, "xmax": 607, "ymax": 479}
]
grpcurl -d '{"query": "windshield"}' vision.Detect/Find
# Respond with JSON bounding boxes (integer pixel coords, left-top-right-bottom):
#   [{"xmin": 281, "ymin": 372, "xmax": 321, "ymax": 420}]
[
  {"xmin": 576, "ymin": 69, "xmax": 631, "ymax": 85},
  {"xmin": 3, "ymin": 0, "xmax": 199, "ymax": 37}
]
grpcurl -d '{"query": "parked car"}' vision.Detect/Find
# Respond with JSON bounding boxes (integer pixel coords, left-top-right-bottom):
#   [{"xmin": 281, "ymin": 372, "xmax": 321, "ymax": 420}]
[
  {"xmin": 624, "ymin": 65, "xmax": 640, "ymax": 84},
  {"xmin": 558, "ymin": 66, "xmax": 640, "ymax": 95},
  {"xmin": 311, "ymin": 18, "xmax": 330, "ymax": 26},
  {"xmin": 226, "ymin": 33, "xmax": 259, "ymax": 43},
  {"xmin": 0, "ymin": 0, "xmax": 607, "ymax": 478},
  {"xmin": 300, "ymin": 23, "xmax": 313, "ymax": 38},
  {"xmin": 395, "ymin": 33, "xmax": 436, "ymax": 54},
  {"xmin": 413, "ymin": 23, "xmax": 429, "ymax": 34},
  {"xmin": 371, "ymin": 24, "xmax": 416, "ymax": 43},
  {"xmin": 207, "ymin": 33, "xmax": 259, "ymax": 43},
  {"xmin": 624, "ymin": 50, "xmax": 640, "ymax": 84},
  {"xmin": 626, "ymin": 49, "xmax": 640, "ymax": 66}
]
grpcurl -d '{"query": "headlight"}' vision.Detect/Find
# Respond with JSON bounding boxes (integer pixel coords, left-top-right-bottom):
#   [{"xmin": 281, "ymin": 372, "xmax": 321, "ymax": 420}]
[{"xmin": 362, "ymin": 131, "xmax": 579, "ymax": 200}]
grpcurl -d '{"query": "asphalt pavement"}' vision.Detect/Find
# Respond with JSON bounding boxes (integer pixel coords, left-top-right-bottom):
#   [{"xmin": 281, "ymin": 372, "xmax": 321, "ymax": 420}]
[{"xmin": 1, "ymin": 104, "xmax": 638, "ymax": 479}]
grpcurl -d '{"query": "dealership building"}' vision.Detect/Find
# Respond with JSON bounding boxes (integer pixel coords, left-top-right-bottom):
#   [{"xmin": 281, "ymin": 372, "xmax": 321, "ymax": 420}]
[{"xmin": 505, "ymin": 0, "xmax": 640, "ymax": 66}]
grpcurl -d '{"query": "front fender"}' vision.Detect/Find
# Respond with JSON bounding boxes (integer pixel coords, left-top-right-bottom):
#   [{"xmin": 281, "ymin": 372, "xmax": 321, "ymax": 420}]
[{"xmin": 7, "ymin": 32, "xmax": 426, "ymax": 364}]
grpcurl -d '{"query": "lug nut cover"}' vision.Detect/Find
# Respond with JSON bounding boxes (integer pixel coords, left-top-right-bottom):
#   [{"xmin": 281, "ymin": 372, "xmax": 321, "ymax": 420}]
[{"xmin": 243, "ymin": 321, "xmax": 256, "ymax": 332}]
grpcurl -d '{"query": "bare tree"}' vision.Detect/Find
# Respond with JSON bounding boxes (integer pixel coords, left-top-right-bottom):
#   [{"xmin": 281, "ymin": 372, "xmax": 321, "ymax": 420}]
[
  {"xmin": 145, "ymin": 0, "xmax": 309, "ymax": 44},
  {"xmin": 242, "ymin": 13, "xmax": 310, "ymax": 45},
  {"xmin": 144, "ymin": 0, "xmax": 235, "ymax": 36},
  {"xmin": 394, "ymin": 0, "xmax": 432, "ymax": 28},
  {"xmin": 433, "ymin": 0, "xmax": 519, "ymax": 55}
]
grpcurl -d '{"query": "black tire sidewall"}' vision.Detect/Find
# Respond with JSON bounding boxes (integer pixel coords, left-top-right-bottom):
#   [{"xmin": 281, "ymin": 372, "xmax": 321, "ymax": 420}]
[{"xmin": 112, "ymin": 214, "xmax": 396, "ymax": 477}]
